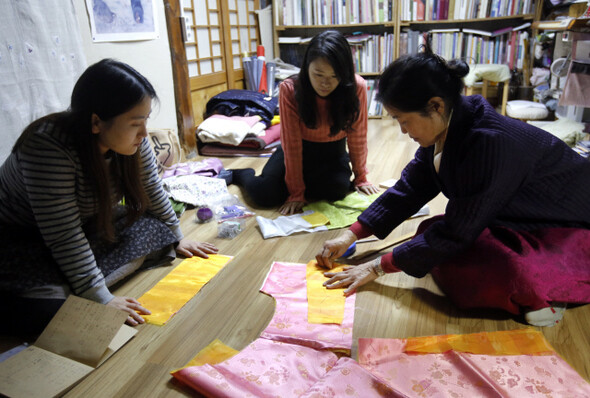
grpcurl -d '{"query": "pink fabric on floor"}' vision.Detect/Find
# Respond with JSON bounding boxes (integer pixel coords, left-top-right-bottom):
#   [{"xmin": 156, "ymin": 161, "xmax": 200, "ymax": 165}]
[
  {"xmin": 259, "ymin": 261, "xmax": 355, "ymax": 353},
  {"xmin": 173, "ymin": 338, "xmax": 339, "ymax": 397},
  {"xmin": 299, "ymin": 357, "xmax": 401, "ymax": 397},
  {"xmin": 161, "ymin": 158, "xmax": 224, "ymax": 179},
  {"xmin": 358, "ymin": 337, "xmax": 590, "ymax": 397},
  {"xmin": 173, "ymin": 339, "xmax": 398, "ymax": 398},
  {"xmin": 417, "ymin": 216, "xmax": 590, "ymax": 314}
]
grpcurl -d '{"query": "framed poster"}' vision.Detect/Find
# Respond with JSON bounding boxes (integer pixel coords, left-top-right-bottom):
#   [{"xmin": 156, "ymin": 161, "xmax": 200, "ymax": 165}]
[{"xmin": 85, "ymin": 0, "xmax": 159, "ymax": 42}]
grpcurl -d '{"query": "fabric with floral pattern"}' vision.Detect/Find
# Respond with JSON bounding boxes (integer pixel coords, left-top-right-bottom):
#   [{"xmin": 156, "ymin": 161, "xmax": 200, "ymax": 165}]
[
  {"xmin": 358, "ymin": 336, "xmax": 590, "ymax": 397},
  {"xmin": 259, "ymin": 261, "xmax": 355, "ymax": 353}
]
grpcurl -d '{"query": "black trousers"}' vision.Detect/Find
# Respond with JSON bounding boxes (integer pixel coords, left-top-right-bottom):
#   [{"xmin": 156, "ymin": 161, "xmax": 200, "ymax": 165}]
[
  {"xmin": 235, "ymin": 138, "xmax": 353, "ymax": 207},
  {"xmin": 0, "ymin": 295, "xmax": 65, "ymax": 336}
]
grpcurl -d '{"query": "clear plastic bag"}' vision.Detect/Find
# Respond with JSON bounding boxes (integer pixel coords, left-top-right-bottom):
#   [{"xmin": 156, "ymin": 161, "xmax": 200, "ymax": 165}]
[{"xmin": 210, "ymin": 194, "xmax": 255, "ymax": 239}]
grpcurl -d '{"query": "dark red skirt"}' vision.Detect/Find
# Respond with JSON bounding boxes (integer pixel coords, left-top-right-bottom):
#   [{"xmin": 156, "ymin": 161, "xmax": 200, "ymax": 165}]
[{"xmin": 418, "ymin": 216, "xmax": 590, "ymax": 314}]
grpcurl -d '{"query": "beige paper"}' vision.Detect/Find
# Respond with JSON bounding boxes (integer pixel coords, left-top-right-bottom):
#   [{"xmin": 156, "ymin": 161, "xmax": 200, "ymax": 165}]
[{"xmin": 0, "ymin": 296, "xmax": 136, "ymax": 398}]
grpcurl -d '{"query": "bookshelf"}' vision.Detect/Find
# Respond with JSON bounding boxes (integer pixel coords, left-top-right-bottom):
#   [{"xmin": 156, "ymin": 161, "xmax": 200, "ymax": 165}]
[{"xmin": 273, "ymin": 0, "xmax": 543, "ymax": 117}]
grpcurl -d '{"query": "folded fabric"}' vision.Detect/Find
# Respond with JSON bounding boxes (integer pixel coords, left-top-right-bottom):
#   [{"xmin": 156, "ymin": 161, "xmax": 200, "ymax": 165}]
[
  {"xmin": 260, "ymin": 261, "xmax": 355, "ymax": 353},
  {"xmin": 172, "ymin": 338, "xmax": 340, "ymax": 397},
  {"xmin": 173, "ymin": 338, "xmax": 396, "ymax": 398},
  {"xmin": 358, "ymin": 329, "xmax": 590, "ymax": 397},
  {"xmin": 305, "ymin": 192, "xmax": 429, "ymax": 230},
  {"xmin": 237, "ymin": 123, "xmax": 281, "ymax": 149},
  {"xmin": 161, "ymin": 158, "xmax": 224, "ymax": 179},
  {"xmin": 174, "ymin": 339, "xmax": 239, "ymax": 370},
  {"xmin": 256, "ymin": 210, "xmax": 329, "ymax": 239},
  {"xmin": 162, "ymin": 174, "xmax": 229, "ymax": 207},
  {"xmin": 197, "ymin": 114, "xmax": 266, "ymax": 146},
  {"xmin": 205, "ymin": 89, "xmax": 278, "ymax": 127}
]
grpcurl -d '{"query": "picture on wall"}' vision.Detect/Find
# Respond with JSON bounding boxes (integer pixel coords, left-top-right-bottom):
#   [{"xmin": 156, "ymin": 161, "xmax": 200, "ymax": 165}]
[{"xmin": 85, "ymin": 0, "xmax": 159, "ymax": 42}]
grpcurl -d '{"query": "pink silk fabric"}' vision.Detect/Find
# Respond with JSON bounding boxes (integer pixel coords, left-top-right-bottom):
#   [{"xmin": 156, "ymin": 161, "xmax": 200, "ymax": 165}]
[
  {"xmin": 173, "ymin": 338, "xmax": 396, "ymax": 397},
  {"xmin": 259, "ymin": 261, "xmax": 355, "ymax": 353},
  {"xmin": 358, "ymin": 338, "xmax": 590, "ymax": 397}
]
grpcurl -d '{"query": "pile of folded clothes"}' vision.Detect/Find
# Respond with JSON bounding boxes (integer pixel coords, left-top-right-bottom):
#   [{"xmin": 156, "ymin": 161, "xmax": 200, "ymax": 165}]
[{"xmin": 197, "ymin": 89, "xmax": 280, "ymax": 157}]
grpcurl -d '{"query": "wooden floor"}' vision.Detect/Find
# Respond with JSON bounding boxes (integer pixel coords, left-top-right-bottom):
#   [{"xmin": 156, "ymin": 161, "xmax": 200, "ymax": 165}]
[{"xmin": 3, "ymin": 118, "xmax": 589, "ymax": 396}]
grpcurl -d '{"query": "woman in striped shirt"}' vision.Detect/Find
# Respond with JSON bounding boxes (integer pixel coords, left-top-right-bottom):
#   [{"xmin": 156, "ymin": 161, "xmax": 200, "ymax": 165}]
[
  {"xmin": 0, "ymin": 59, "xmax": 217, "ymax": 334},
  {"xmin": 230, "ymin": 30, "xmax": 379, "ymax": 215}
]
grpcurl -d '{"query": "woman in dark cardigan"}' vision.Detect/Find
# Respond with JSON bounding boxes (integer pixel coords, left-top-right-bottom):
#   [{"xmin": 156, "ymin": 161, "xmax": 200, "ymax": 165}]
[{"xmin": 316, "ymin": 39, "xmax": 590, "ymax": 327}]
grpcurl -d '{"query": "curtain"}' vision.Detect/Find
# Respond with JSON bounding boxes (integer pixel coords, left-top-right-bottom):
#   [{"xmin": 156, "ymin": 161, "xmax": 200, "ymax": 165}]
[{"xmin": 0, "ymin": 0, "xmax": 86, "ymax": 162}]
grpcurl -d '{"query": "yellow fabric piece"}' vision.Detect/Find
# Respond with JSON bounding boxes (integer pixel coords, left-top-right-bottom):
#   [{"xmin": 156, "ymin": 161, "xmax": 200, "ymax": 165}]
[
  {"xmin": 301, "ymin": 211, "xmax": 330, "ymax": 227},
  {"xmin": 306, "ymin": 260, "xmax": 347, "ymax": 324},
  {"xmin": 271, "ymin": 115, "xmax": 280, "ymax": 125},
  {"xmin": 139, "ymin": 254, "xmax": 233, "ymax": 325},
  {"xmin": 404, "ymin": 328, "xmax": 555, "ymax": 356},
  {"xmin": 173, "ymin": 339, "xmax": 239, "ymax": 372}
]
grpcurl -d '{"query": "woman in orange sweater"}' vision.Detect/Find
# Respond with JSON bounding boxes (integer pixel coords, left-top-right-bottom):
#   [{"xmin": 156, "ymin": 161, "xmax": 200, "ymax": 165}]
[{"xmin": 230, "ymin": 30, "xmax": 379, "ymax": 215}]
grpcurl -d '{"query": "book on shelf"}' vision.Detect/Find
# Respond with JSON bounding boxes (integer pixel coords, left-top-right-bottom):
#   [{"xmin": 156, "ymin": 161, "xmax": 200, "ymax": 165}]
[
  {"xmin": 278, "ymin": 36, "xmax": 302, "ymax": 44},
  {"xmin": 463, "ymin": 28, "xmax": 493, "ymax": 37},
  {"xmin": 513, "ymin": 21, "xmax": 531, "ymax": 31},
  {"xmin": 492, "ymin": 26, "xmax": 513, "ymax": 36}
]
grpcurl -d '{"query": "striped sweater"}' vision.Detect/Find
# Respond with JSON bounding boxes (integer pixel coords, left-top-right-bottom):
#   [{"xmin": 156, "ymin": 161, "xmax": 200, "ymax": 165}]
[
  {"xmin": 355, "ymin": 95, "xmax": 590, "ymax": 277},
  {"xmin": 0, "ymin": 120, "xmax": 182, "ymax": 303}
]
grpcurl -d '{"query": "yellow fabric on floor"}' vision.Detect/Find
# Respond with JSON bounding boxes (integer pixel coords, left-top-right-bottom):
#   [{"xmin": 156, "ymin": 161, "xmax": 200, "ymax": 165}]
[
  {"xmin": 301, "ymin": 211, "xmax": 330, "ymax": 227},
  {"xmin": 174, "ymin": 339, "xmax": 239, "ymax": 372},
  {"xmin": 404, "ymin": 328, "xmax": 555, "ymax": 356},
  {"xmin": 306, "ymin": 260, "xmax": 347, "ymax": 324},
  {"xmin": 139, "ymin": 254, "xmax": 233, "ymax": 325}
]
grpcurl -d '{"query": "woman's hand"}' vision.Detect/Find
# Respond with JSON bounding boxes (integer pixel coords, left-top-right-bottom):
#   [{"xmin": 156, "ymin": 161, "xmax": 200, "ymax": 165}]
[
  {"xmin": 356, "ymin": 183, "xmax": 380, "ymax": 195},
  {"xmin": 176, "ymin": 239, "xmax": 218, "ymax": 258},
  {"xmin": 279, "ymin": 200, "xmax": 305, "ymax": 215},
  {"xmin": 323, "ymin": 258, "xmax": 380, "ymax": 296},
  {"xmin": 316, "ymin": 229, "xmax": 358, "ymax": 269},
  {"xmin": 107, "ymin": 296, "xmax": 151, "ymax": 326}
]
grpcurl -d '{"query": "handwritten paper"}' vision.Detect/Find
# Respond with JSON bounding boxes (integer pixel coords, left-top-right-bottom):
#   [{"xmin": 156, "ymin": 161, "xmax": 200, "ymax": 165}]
[{"xmin": 0, "ymin": 296, "xmax": 136, "ymax": 398}]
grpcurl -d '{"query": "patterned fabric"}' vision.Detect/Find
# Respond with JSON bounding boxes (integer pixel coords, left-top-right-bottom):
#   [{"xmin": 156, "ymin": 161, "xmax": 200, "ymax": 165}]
[
  {"xmin": 279, "ymin": 75, "xmax": 369, "ymax": 202},
  {"xmin": 358, "ymin": 329, "xmax": 590, "ymax": 397},
  {"xmin": 0, "ymin": 212, "xmax": 177, "ymax": 297},
  {"xmin": 260, "ymin": 261, "xmax": 355, "ymax": 353},
  {"xmin": 172, "ymin": 338, "xmax": 397, "ymax": 398},
  {"xmin": 138, "ymin": 254, "xmax": 233, "ymax": 325}
]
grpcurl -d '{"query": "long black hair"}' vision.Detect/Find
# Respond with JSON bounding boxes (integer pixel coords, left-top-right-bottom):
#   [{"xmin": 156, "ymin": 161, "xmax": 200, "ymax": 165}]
[
  {"xmin": 14, "ymin": 59, "xmax": 157, "ymax": 241},
  {"xmin": 293, "ymin": 30, "xmax": 360, "ymax": 136},
  {"xmin": 377, "ymin": 33, "xmax": 469, "ymax": 115}
]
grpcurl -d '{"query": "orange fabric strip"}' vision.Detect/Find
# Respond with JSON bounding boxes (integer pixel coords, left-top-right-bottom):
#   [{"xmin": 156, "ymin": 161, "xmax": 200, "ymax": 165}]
[
  {"xmin": 306, "ymin": 260, "xmax": 347, "ymax": 324},
  {"xmin": 173, "ymin": 339, "xmax": 239, "ymax": 372},
  {"xmin": 404, "ymin": 328, "xmax": 555, "ymax": 356},
  {"xmin": 139, "ymin": 254, "xmax": 233, "ymax": 325}
]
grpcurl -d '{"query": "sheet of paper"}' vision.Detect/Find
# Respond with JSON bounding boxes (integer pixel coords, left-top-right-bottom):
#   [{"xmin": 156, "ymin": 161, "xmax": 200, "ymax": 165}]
[
  {"xmin": 34, "ymin": 295, "xmax": 128, "ymax": 367},
  {"xmin": 96, "ymin": 325, "xmax": 138, "ymax": 367},
  {"xmin": 0, "ymin": 346, "xmax": 93, "ymax": 398}
]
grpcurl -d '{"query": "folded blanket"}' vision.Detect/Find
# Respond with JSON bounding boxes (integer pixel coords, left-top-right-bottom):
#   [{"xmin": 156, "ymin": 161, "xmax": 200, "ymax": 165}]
[{"xmin": 197, "ymin": 114, "xmax": 266, "ymax": 146}]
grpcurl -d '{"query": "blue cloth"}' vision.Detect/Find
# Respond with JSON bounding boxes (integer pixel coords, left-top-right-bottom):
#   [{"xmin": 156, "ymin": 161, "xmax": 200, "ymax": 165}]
[{"xmin": 359, "ymin": 95, "xmax": 590, "ymax": 278}]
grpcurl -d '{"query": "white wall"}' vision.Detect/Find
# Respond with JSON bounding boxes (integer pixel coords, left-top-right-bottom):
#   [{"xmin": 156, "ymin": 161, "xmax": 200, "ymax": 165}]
[{"xmin": 72, "ymin": 0, "xmax": 177, "ymax": 134}]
